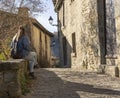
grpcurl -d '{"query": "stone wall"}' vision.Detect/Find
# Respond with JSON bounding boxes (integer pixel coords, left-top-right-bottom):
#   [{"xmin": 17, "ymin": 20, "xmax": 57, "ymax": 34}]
[
  {"xmin": 0, "ymin": 59, "xmax": 28, "ymax": 98},
  {"xmin": 76, "ymin": 0, "xmax": 99, "ymax": 70},
  {"xmin": 115, "ymin": 0, "xmax": 120, "ymax": 76},
  {"xmin": 57, "ymin": 0, "xmax": 120, "ymax": 70},
  {"xmin": 58, "ymin": 0, "xmax": 100, "ymax": 69},
  {"xmin": 95, "ymin": 0, "xmax": 120, "ymax": 77},
  {"xmin": 55, "ymin": 0, "xmax": 120, "ymax": 77}
]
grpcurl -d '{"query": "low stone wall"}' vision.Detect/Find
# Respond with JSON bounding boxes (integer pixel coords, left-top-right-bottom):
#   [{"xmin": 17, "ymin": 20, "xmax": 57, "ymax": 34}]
[{"xmin": 0, "ymin": 59, "xmax": 28, "ymax": 98}]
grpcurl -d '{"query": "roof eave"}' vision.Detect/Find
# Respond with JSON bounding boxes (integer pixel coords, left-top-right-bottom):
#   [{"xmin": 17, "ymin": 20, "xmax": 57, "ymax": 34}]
[{"xmin": 32, "ymin": 19, "xmax": 54, "ymax": 37}]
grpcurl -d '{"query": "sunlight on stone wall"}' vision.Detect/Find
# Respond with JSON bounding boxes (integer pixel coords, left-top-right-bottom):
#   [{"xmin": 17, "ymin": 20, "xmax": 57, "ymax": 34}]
[
  {"xmin": 79, "ymin": 0, "xmax": 99, "ymax": 70},
  {"xmin": 115, "ymin": 0, "xmax": 120, "ymax": 68}
]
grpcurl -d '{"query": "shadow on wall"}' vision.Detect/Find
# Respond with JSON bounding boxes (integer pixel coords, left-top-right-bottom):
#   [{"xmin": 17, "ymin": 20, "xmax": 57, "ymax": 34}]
[
  {"xmin": 59, "ymin": 21, "xmax": 72, "ymax": 68},
  {"xmin": 39, "ymin": 55, "xmax": 51, "ymax": 68},
  {"xmin": 34, "ymin": 69, "xmax": 120, "ymax": 98}
]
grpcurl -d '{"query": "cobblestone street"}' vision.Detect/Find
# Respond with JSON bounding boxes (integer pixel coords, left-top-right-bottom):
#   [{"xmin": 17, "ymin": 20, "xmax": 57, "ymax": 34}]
[{"xmin": 23, "ymin": 68, "xmax": 120, "ymax": 98}]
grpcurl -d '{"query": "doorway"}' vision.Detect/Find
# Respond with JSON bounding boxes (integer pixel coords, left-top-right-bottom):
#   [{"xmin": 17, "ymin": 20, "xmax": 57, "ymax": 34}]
[
  {"xmin": 97, "ymin": 0, "xmax": 107, "ymax": 64},
  {"xmin": 62, "ymin": 37, "xmax": 67, "ymax": 66}
]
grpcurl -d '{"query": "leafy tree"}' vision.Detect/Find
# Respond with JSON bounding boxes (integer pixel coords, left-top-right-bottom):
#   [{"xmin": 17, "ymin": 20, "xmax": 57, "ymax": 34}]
[{"xmin": 0, "ymin": 0, "xmax": 46, "ymax": 16}]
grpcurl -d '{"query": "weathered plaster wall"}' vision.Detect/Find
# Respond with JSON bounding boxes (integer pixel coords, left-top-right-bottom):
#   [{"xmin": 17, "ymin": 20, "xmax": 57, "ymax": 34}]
[
  {"xmin": 32, "ymin": 25, "xmax": 40, "ymax": 61},
  {"xmin": 32, "ymin": 25, "xmax": 52, "ymax": 67}
]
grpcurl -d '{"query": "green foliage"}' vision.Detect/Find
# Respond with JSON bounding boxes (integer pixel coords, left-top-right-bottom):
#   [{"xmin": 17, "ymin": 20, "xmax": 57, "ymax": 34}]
[
  {"xmin": 20, "ymin": 75, "xmax": 30, "ymax": 95},
  {"xmin": 0, "ymin": 52, "xmax": 6, "ymax": 60},
  {"xmin": 0, "ymin": 38, "xmax": 11, "ymax": 60}
]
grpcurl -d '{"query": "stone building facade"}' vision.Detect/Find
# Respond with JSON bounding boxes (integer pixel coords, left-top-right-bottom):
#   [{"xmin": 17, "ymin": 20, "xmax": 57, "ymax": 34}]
[
  {"xmin": 53, "ymin": 0, "xmax": 120, "ymax": 72},
  {"xmin": 0, "ymin": 7, "xmax": 53, "ymax": 67}
]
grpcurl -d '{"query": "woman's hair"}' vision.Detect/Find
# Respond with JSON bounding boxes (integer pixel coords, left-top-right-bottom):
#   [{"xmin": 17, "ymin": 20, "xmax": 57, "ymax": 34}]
[
  {"xmin": 16, "ymin": 26, "xmax": 26, "ymax": 41},
  {"xmin": 19, "ymin": 26, "xmax": 25, "ymax": 37}
]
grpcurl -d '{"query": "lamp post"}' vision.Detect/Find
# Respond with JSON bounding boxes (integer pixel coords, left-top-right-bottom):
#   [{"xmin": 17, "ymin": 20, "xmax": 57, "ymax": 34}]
[
  {"xmin": 48, "ymin": 15, "xmax": 59, "ymax": 46},
  {"xmin": 48, "ymin": 16, "xmax": 59, "ymax": 40},
  {"xmin": 48, "ymin": 16, "xmax": 58, "ymax": 27},
  {"xmin": 48, "ymin": 16, "xmax": 60, "ymax": 66}
]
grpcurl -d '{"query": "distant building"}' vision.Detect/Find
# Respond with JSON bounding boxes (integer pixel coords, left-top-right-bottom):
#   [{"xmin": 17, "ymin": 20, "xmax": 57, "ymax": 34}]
[
  {"xmin": 0, "ymin": 7, "xmax": 53, "ymax": 67},
  {"xmin": 51, "ymin": 32, "xmax": 59, "ymax": 58},
  {"xmin": 52, "ymin": 0, "xmax": 120, "ymax": 74},
  {"xmin": 51, "ymin": 32, "xmax": 60, "ymax": 66}
]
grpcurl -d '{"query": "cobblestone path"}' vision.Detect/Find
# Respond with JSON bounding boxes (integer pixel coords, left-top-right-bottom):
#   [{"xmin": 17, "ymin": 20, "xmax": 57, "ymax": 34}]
[{"xmin": 23, "ymin": 68, "xmax": 120, "ymax": 98}]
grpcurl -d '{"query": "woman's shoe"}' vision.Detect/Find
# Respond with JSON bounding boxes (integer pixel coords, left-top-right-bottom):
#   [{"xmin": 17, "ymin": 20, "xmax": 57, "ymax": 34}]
[
  {"xmin": 29, "ymin": 72, "xmax": 37, "ymax": 79},
  {"xmin": 34, "ymin": 64, "xmax": 40, "ymax": 69}
]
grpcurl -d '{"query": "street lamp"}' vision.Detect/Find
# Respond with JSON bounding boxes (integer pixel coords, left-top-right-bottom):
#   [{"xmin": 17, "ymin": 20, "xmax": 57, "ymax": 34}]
[
  {"xmin": 48, "ymin": 16, "xmax": 58, "ymax": 26},
  {"xmin": 49, "ymin": 15, "xmax": 60, "ymax": 66},
  {"xmin": 48, "ymin": 16, "xmax": 53, "ymax": 25}
]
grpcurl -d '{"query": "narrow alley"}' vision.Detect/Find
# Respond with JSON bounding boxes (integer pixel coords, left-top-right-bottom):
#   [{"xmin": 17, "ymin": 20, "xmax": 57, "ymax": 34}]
[{"xmin": 22, "ymin": 68, "xmax": 120, "ymax": 98}]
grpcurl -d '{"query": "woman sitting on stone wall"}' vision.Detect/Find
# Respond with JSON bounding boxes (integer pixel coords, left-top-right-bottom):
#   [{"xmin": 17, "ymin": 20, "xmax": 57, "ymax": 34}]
[{"xmin": 10, "ymin": 26, "xmax": 38, "ymax": 79}]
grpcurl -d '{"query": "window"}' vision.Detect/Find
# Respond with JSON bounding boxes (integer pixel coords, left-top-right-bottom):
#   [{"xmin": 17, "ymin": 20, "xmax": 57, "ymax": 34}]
[
  {"xmin": 63, "ymin": 37, "xmax": 67, "ymax": 65},
  {"xmin": 72, "ymin": 33, "xmax": 76, "ymax": 54},
  {"xmin": 40, "ymin": 31, "xmax": 42, "ymax": 42},
  {"xmin": 97, "ymin": 0, "xmax": 107, "ymax": 64}
]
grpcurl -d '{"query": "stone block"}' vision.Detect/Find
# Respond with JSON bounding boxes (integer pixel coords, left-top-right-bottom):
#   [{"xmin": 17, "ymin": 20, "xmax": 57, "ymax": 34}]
[
  {"xmin": 105, "ymin": 65, "xmax": 119, "ymax": 77},
  {"xmin": 7, "ymin": 81, "xmax": 21, "ymax": 98},
  {"xmin": 4, "ymin": 71, "xmax": 18, "ymax": 83},
  {"xmin": 98, "ymin": 64, "xmax": 106, "ymax": 74},
  {"xmin": 0, "ymin": 59, "xmax": 28, "ymax": 98},
  {"xmin": 0, "ymin": 91, "xmax": 9, "ymax": 98},
  {"xmin": 0, "ymin": 59, "xmax": 26, "ymax": 71},
  {"xmin": 0, "ymin": 82, "xmax": 8, "ymax": 98}
]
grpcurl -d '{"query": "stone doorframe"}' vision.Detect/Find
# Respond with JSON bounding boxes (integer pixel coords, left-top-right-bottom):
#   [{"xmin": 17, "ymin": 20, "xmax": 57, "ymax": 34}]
[{"xmin": 97, "ymin": 0, "xmax": 117, "ymax": 66}]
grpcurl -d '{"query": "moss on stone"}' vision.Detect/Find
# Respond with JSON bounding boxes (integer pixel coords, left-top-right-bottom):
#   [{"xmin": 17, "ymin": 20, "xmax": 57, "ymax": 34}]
[{"xmin": 20, "ymin": 74, "xmax": 30, "ymax": 95}]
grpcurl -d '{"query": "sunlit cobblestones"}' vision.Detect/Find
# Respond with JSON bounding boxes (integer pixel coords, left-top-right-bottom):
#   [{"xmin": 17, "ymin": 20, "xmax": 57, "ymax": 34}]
[{"xmin": 22, "ymin": 68, "xmax": 120, "ymax": 98}]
